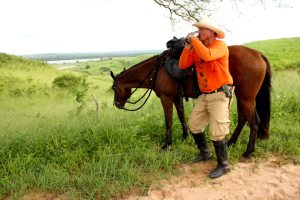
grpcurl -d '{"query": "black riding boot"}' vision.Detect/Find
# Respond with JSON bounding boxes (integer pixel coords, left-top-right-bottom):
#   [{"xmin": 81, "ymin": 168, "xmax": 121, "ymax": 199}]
[
  {"xmin": 192, "ymin": 132, "xmax": 212, "ymax": 162},
  {"xmin": 209, "ymin": 139, "xmax": 230, "ymax": 179}
]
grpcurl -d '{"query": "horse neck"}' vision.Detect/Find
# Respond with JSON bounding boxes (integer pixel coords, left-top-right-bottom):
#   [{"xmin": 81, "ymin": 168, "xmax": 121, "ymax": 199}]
[{"xmin": 118, "ymin": 57, "xmax": 157, "ymax": 89}]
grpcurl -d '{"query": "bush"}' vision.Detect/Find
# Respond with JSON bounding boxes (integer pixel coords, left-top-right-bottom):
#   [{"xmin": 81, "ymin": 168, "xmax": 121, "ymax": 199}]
[
  {"xmin": 99, "ymin": 67, "xmax": 110, "ymax": 72},
  {"xmin": 52, "ymin": 74, "xmax": 83, "ymax": 90},
  {"xmin": 52, "ymin": 74, "xmax": 90, "ymax": 113}
]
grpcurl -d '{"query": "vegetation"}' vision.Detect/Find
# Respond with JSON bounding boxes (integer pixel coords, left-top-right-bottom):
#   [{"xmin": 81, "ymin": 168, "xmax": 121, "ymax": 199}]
[
  {"xmin": 245, "ymin": 37, "xmax": 300, "ymax": 70},
  {"xmin": 0, "ymin": 37, "xmax": 299, "ymax": 199}
]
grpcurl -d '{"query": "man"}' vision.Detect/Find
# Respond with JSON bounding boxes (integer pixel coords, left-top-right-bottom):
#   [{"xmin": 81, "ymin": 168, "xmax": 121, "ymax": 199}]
[{"xmin": 179, "ymin": 19, "xmax": 233, "ymax": 179}]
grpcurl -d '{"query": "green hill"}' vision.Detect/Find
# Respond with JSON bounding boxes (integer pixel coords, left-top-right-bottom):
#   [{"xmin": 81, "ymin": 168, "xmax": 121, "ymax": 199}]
[{"xmin": 244, "ymin": 37, "xmax": 300, "ymax": 70}]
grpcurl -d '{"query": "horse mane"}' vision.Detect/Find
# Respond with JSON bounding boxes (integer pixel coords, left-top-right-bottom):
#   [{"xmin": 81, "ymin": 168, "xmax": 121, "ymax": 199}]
[
  {"xmin": 116, "ymin": 37, "xmax": 184, "ymax": 77},
  {"xmin": 118, "ymin": 55, "xmax": 159, "ymax": 76}
]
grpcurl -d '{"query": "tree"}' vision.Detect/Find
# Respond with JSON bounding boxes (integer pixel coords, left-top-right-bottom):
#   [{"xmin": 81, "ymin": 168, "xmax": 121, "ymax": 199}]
[
  {"xmin": 153, "ymin": 0, "xmax": 292, "ymax": 23},
  {"xmin": 153, "ymin": 0, "xmax": 212, "ymax": 22}
]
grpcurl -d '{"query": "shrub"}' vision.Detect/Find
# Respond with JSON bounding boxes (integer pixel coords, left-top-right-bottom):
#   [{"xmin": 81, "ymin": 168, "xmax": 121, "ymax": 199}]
[
  {"xmin": 52, "ymin": 74, "xmax": 83, "ymax": 90},
  {"xmin": 9, "ymin": 88, "xmax": 23, "ymax": 97},
  {"xmin": 52, "ymin": 74, "xmax": 90, "ymax": 113},
  {"xmin": 99, "ymin": 67, "xmax": 110, "ymax": 72}
]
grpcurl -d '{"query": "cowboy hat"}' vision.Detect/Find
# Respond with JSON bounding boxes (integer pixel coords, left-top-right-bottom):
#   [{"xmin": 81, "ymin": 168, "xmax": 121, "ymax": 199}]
[{"xmin": 193, "ymin": 19, "xmax": 225, "ymax": 39}]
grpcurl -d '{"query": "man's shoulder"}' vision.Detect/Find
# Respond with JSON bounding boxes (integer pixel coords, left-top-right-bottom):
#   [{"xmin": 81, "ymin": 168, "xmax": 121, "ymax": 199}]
[{"xmin": 214, "ymin": 39, "xmax": 227, "ymax": 46}]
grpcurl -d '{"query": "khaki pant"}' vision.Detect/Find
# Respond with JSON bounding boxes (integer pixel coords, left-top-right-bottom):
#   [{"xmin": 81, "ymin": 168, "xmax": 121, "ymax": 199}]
[{"xmin": 189, "ymin": 92, "xmax": 231, "ymax": 141}]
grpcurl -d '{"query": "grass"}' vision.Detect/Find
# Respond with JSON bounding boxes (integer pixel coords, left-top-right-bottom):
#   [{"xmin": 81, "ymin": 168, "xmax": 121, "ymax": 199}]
[
  {"xmin": 245, "ymin": 37, "xmax": 300, "ymax": 70},
  {"xmin": 0, "ymin": 38, "xmax": 300, "ymax": 199}
]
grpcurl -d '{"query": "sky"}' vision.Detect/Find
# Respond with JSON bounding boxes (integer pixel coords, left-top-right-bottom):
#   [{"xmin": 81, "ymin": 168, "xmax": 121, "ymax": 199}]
[{"xmin": 0, "ymin": 0, "xmax": 299, "ymax": 55}]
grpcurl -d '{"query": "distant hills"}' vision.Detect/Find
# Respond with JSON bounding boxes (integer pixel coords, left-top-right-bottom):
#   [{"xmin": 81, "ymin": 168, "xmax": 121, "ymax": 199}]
[
  {"xmin": 21, "ymin": 50, "xmax": 163, "ymax": 61},
  {"xmin": 3, "ymin": 37, "xmax": 299, "ymax": 71}
]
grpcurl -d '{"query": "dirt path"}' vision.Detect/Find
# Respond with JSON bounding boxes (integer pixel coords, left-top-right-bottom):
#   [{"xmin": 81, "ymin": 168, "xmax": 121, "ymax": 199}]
[
  {"xmin": 126, "ymin": 158, "xmax": 300, "ymax": 200},
  {"xmin": 4, "ymin": 158, "xmax": 300, "ymax": 200}
]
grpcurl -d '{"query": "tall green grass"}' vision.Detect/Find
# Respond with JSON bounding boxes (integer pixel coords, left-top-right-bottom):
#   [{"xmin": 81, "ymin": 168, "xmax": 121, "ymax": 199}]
[{"xmin": 0, "ymin": 38, "xmax": 300, "ymax": 199}]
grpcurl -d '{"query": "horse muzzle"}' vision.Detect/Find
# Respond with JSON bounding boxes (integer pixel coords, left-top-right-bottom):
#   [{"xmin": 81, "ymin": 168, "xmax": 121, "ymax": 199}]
[{"xmin": 114, "ymin": 101, "xmax": 124, "ymax": 109}]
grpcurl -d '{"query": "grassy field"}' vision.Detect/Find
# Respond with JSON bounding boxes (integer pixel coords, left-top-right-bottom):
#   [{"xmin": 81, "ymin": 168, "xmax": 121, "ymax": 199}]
[
  {"xmin": 245, "ymin": 37, "xmax": 300, "ymax": 70},
  {"xmin": 0, "ymin": 37, "xmax": 300, "ymax": 199}
]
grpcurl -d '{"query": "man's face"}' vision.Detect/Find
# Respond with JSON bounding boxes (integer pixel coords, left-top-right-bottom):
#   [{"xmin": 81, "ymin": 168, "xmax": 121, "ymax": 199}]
[{"xmin": 198, "ymin": 27, "xmax": 215, "ymax": 41}]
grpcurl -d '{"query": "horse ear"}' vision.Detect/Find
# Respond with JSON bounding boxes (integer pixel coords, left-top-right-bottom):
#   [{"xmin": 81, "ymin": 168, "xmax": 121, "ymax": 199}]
[
  {"xmin": 110, "ymin": 71, "xmax": 115, "ymax": 80},
  {"xmin": 123, "ymin": 67, "xmax": 126, "ymax": 71}
]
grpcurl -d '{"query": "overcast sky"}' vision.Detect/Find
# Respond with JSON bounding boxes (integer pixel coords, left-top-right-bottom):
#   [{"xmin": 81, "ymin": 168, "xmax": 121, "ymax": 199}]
[{"xmin": 0, "ymin": 0, "xmax": 299, "ymax": 55}]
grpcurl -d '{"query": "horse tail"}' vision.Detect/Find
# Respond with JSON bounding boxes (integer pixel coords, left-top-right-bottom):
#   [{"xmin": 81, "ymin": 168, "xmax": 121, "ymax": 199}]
[{"xmin": 256, "ymin": 54, "xmax": 272, "ymax": 139}]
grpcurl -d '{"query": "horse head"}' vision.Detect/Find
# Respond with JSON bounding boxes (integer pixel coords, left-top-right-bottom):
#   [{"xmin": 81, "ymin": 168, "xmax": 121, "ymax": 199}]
[
  {"xmin": 110, "ymin": 71, "xmax": 132, "ymax": 109},
  {"xmin": 166, "ymin": 37, "xmax": 186, "ymax": 59}
]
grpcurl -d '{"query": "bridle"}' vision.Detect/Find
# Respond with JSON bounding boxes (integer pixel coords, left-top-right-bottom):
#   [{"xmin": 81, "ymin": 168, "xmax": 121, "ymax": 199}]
[{"xmin": 113, "ymin": 53, "xmax": 166, "ymax": 111}]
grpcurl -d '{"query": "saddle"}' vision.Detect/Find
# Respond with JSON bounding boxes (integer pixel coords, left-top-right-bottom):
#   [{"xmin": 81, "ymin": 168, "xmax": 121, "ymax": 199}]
[
  {"xmin": 165, "ymin": 37, "xmax": 201, "ymax": 98},
  {"xmin": 165, "ymin": 57, "xmax": 191, "ymax": 79}
]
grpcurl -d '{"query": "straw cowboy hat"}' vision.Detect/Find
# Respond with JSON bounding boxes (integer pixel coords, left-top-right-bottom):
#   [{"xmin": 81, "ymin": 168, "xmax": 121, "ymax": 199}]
[{"xmin": 193, "ymin": 19, "xmax": 225, "ymax": 39}]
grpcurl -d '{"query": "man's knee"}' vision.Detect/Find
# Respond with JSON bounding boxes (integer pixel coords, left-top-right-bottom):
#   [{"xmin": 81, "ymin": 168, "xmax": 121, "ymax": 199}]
[
  {"xmin": 209, "ymin": 121, "xmax": 230, "ymax": 141},
  {"xmin": 189, "ymin": 118, "xmax": 205, "ymax": 134}
]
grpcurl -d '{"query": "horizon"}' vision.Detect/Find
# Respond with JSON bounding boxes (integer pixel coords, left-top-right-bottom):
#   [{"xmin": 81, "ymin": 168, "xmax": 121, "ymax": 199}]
[
  {"xmin": 17, "ymin": 36, "xmax": 299, "ymax": 57},
  {"xmin": 20, "ymin": 49, "xmax": 164, "ymax": 56}
]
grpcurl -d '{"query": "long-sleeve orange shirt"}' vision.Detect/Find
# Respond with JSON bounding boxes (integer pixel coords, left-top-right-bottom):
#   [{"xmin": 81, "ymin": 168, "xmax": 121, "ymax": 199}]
[{"xmin": 179, "ymin": 37, "xmax": 233, "ymax": 93}]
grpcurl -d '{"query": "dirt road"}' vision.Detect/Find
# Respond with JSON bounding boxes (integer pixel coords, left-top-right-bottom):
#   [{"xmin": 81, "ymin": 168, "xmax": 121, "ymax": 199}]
[{"xmin": 126, "ymin": 158, "xmax": 300, "ymax": 200}]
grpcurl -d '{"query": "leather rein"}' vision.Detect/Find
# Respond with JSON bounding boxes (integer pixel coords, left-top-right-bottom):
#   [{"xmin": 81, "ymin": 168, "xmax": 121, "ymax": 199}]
[{"xmin": 114, "ymin": 54, "xmax": 165, "ymax": 111}]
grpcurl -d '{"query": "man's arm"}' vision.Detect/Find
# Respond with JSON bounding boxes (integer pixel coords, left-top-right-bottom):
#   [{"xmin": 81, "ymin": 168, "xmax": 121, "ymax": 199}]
[
  {"xmin": 179, "ymin": 47, "xmax": 194, "ymax": 69},
  {"xmin": 190, "ymin": 38, "xmax": 228, "ymax": 62}
]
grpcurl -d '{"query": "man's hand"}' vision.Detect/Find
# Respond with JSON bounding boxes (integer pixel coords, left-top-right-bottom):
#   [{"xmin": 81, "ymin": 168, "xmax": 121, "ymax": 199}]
[{"xmin": 185, "ymin": 31, "xmax": 198, "ymax": 44}]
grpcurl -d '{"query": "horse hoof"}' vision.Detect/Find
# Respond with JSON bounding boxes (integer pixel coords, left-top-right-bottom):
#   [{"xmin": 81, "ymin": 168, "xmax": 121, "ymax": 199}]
[
  {"xmin": 182, "ymin": 133, "xmax": 188, "ymax": 141},
  {"xmin": 227, "ymin": 141, "xmax": 235, "ymax": 147},
  {"xmin": 161, "ymin": 143, "xmax": 171, "ymax": 151},
  {"xmin": 239, "ymin": 156, "xmax": 252, "ymax": 163},
  {"xmin": 242, "ymin": 152, "xmax": 253, "ymax": 159}
]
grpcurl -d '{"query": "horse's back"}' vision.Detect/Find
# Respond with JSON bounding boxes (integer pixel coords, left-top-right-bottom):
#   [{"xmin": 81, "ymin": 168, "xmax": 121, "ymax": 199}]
[
  {"xmin": 228, "ymin": 45, "xmax": 267, "ymax": 99},
  {"xmin": 229, "ymin": 45, "xmax": 266, "ymax": 68}
]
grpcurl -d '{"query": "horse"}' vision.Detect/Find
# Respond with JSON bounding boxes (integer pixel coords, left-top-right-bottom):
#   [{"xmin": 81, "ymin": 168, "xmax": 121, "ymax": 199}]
[{"xmin": 110, "ymin": 38, "xmax": 271, "ymax": 158}]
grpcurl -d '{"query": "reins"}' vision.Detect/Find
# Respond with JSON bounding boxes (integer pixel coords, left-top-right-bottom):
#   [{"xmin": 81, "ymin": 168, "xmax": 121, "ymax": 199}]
[
  {"xmin": 119, "ymin": 55, "xmax": 163, "ymax": 111},
  {"xmin": 125, "ymin": 69, "xmax": 153, "ymax": 105}
]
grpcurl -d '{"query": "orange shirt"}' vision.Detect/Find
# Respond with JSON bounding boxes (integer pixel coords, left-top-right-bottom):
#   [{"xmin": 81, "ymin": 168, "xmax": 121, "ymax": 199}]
[{"xmin": 179, "ymin": 37, "xmax": 233, "ymax": 93}]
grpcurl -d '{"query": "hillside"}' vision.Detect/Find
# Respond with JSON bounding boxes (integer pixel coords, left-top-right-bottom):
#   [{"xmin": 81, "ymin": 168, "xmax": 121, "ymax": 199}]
[{"xmin": 244, "ymin": 37, "xmax": 300, "ymax": 70}]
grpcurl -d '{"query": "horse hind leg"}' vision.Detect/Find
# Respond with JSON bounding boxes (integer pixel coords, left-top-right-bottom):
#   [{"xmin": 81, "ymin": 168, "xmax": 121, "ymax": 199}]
[
  {"xmin": 243, "ymin": 106, "xmax": 260, "ymax": 158},
  {"xmin": 227, "ymin": 99, "xmax": 247, "ymax": 146},
  {"xmin": 174, "ymin": 96, "xmax": 188, "ymax": 140},
  {"xmin": 227, "ymin": 114, "xmax": 247, "ymax": 146}
]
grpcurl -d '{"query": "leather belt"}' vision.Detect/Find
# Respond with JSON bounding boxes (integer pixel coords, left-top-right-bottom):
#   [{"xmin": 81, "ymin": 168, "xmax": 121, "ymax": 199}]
[{"xmin": 202, "ymin": 86, "xmax": 224, "ymax": 94}]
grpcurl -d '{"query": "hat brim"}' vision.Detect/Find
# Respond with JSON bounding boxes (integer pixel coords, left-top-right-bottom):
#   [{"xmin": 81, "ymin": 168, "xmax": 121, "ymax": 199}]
[{"xmin": 193, "ymin": 21, "xmax": 225, "ymax": 39}]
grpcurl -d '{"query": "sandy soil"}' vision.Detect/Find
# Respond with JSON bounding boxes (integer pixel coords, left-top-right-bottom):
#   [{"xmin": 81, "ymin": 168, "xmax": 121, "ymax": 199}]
[
  {"xmin": 126, "ymin": 158, "xmax": 300, "ymax": 200},
  {"xmin": 4, "ymin": 158, "xmax": 300, "ymax": 200}
]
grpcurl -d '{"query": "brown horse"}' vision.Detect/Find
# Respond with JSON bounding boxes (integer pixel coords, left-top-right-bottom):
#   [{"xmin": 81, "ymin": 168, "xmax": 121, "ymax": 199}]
[{"xmin": 110, "ymin": 40, "xmax": 271, "ymax": 158}]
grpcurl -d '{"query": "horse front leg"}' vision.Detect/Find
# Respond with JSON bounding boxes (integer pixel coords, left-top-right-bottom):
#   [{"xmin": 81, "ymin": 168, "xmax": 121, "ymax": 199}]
[
  {"xmin": 160, "ymin": 95, "xmax": 174, "ymax": 150},
  {"xmin": 174, "ymin": 96, "xmax": 188, "ymax": 140}
]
